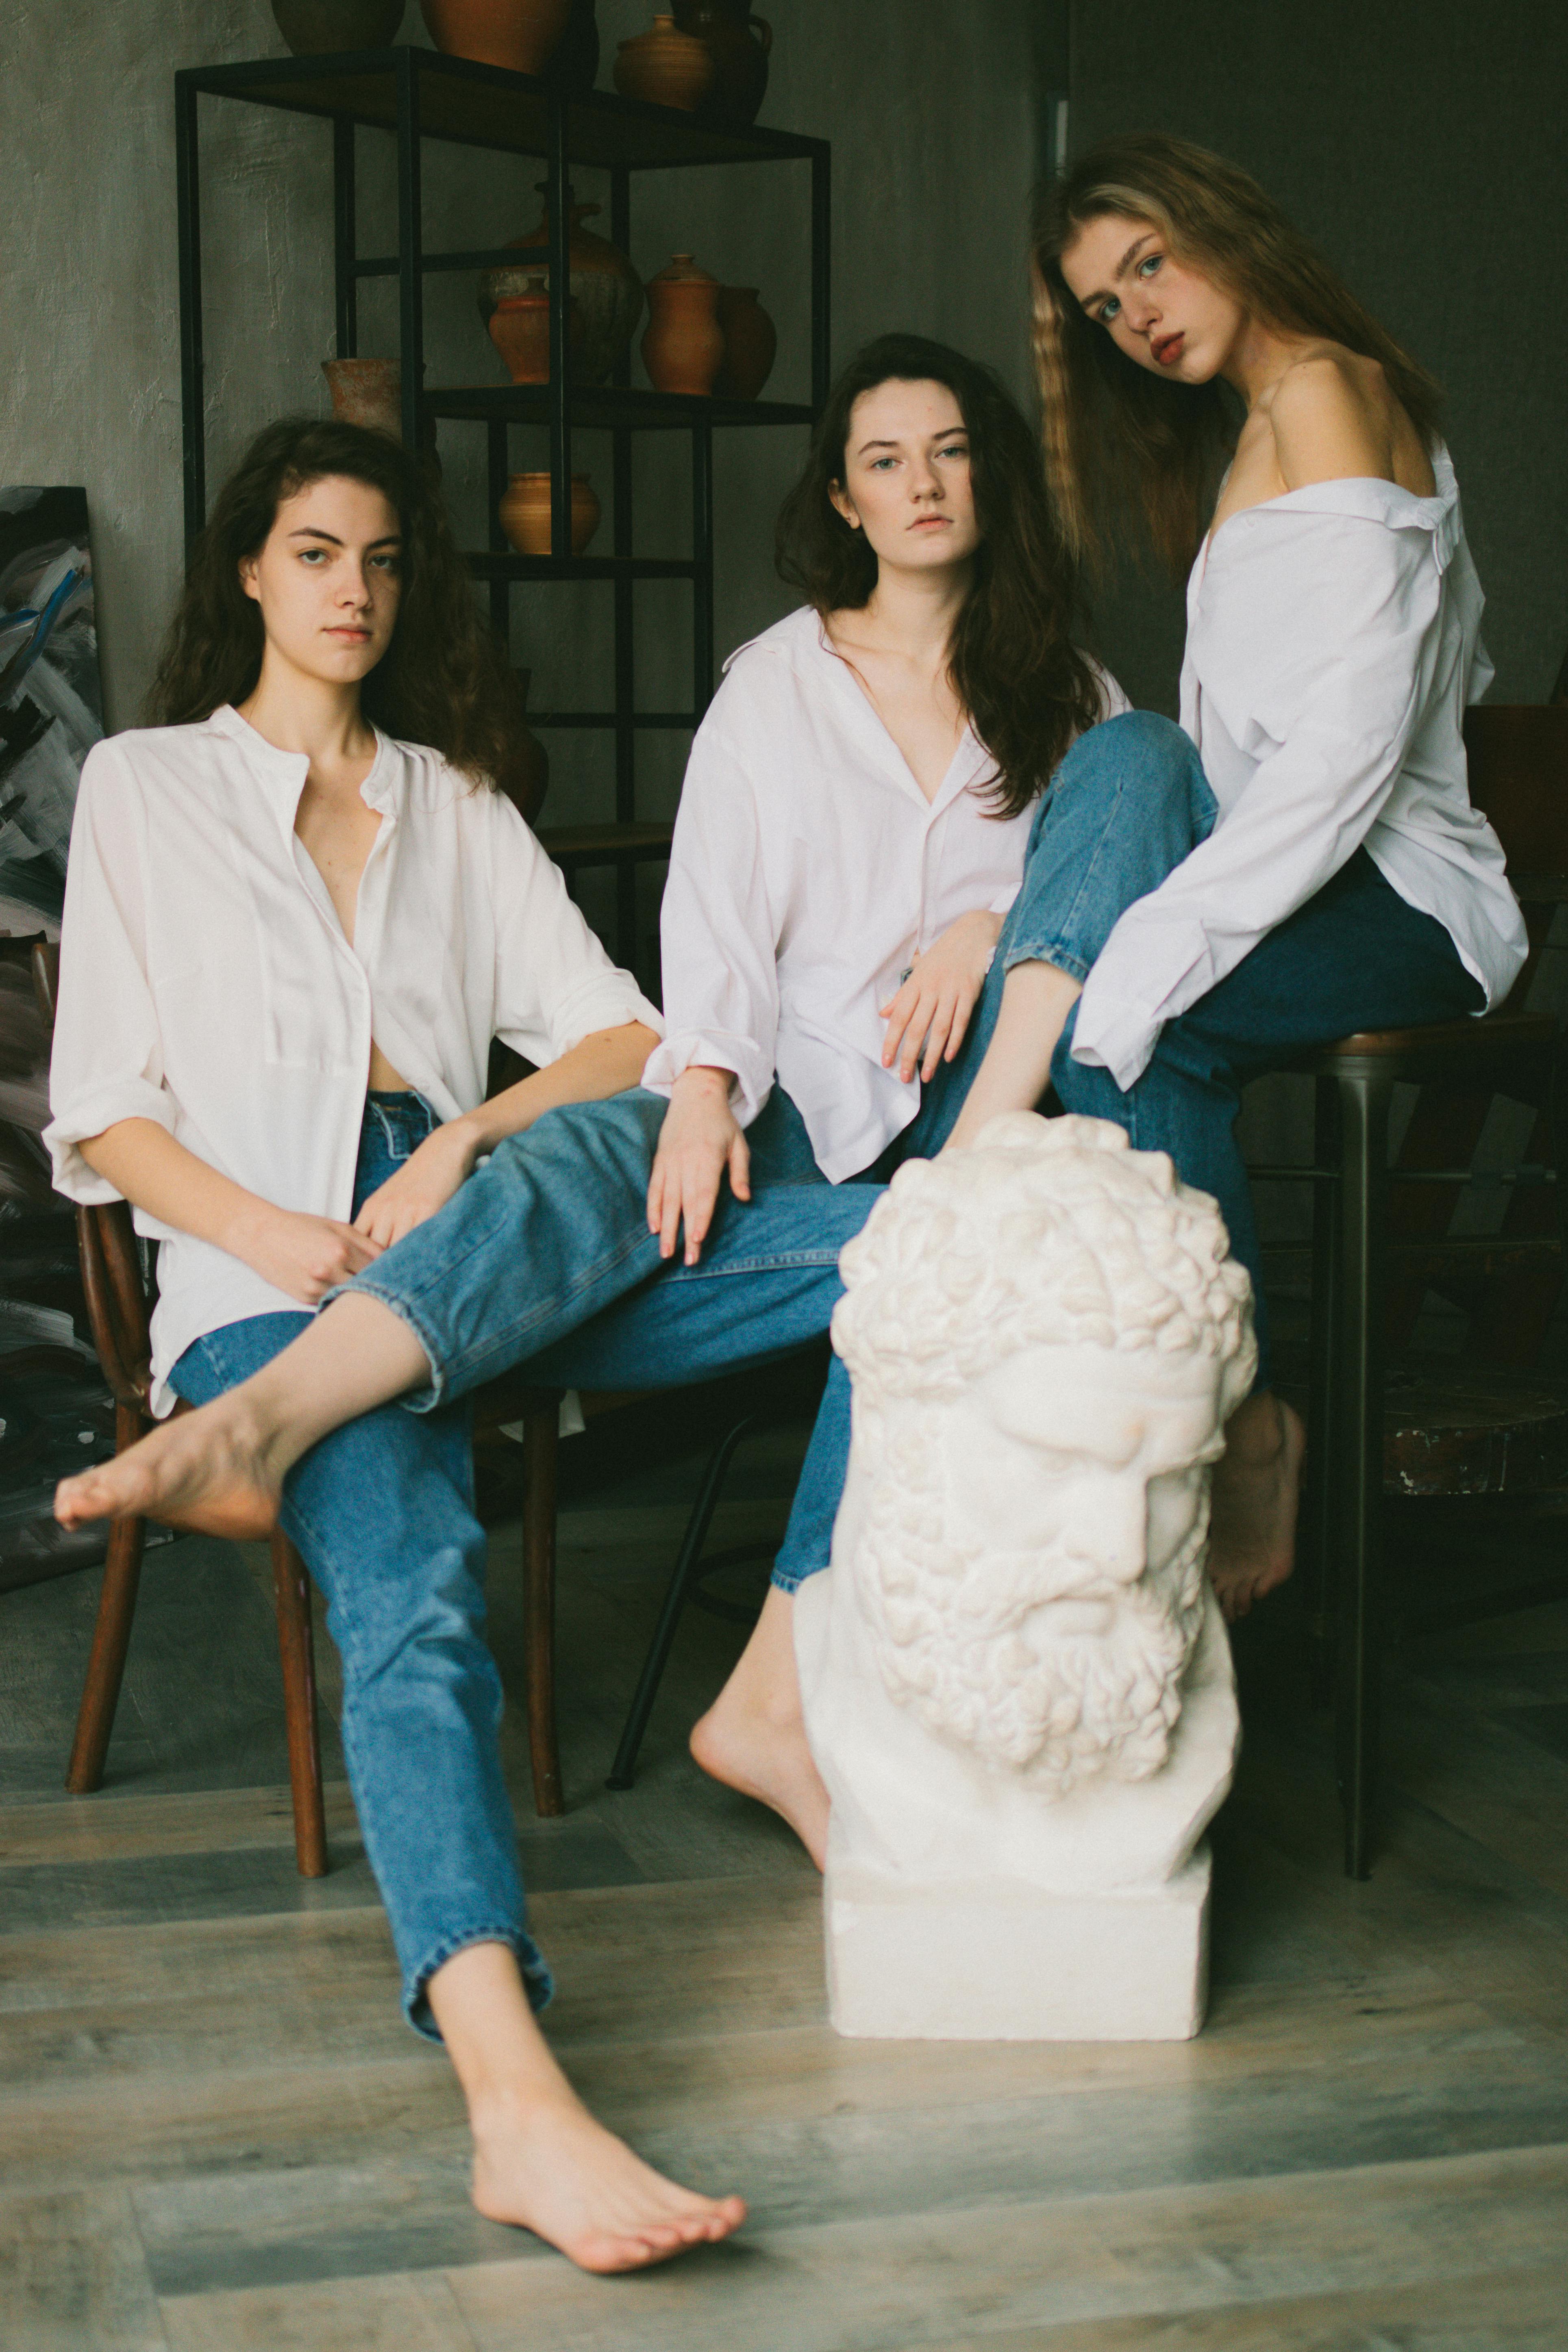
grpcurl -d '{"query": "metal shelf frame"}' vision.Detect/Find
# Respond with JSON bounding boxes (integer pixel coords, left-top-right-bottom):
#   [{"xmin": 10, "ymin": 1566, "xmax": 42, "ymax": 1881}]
[{"xmin": 174, "ymin": 43, "xmax": 831, "ymax": 963}]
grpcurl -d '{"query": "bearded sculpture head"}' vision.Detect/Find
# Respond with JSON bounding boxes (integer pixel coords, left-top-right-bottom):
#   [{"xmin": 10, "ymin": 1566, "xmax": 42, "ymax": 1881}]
[{"xmin": 828, "ymin": 1112, "xmax": 1255, "ymax": 1797}]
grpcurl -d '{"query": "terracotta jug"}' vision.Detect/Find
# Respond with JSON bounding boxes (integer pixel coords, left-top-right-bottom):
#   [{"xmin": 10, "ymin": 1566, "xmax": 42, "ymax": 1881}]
[
  {"xmin": 487, "ymin": 272, "xmax": 583, "ymax": 383},
  {"xmin": 479, "ymin": 188, "xmax": 643, "ymax": 387},
  {"xmin": 322, "ymin": 356, "xmax": 403, "ymax": 437},
  {"xmin": 613, "ymin": 13, "xmax": 715, "ymax": 111},
  {"xmin": 642, "ymin": 255, "xmax": 724, "ymax": 396},
  {"xmin": 419, "ymin": 0, "xmax": 572, "ymax": 72},
  {"xmin": 272, "ymin": 0, "xmax": 405, "ymax": 52},
  {"xmin": 499, "ymin": 471, "xmax": 601, "ymax": 557},
  {"xmin": 713, "ymin": 285, "xmax": 776, "ymax": 399},
  {"xmin": 672, "ymin": 0, "xmax": 770, "ymax": 126}
]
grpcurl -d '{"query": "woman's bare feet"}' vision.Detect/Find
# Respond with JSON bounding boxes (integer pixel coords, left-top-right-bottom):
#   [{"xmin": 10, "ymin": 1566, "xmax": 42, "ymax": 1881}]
[
  {"xmin": 689, "ymin": 1584, "xmax": 830, "ymax": 1869},
  {"xmin": 54, "ymin": 1391, "xmax": 286, "ymax": 1539},
  {"xmin": 1207, "ymin": 1390, "xmax": 1306, "ymax": 1621},
  {"xmin": 471, "ymin": 2090, "xmax": 746, "ymax": 2273}
]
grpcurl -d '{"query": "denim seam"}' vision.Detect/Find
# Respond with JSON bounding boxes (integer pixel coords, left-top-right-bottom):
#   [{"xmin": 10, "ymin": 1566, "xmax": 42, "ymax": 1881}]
[
  {"xmin": 405, "ymin": 1922, "xmax": 553, "ymax": 2042},
  {"xmin": 1001, "ymin": 936, "xmax": 1092, "ymax": 983},
  {"xmin": 1022, "ymin": 756, "xmax": 1142, "ymax": 969}
]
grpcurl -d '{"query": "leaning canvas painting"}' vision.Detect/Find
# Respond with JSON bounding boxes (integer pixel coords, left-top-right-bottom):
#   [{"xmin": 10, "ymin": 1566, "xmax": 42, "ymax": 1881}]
[{"xmin": 0, "ymin": 484, "xmax": 101, "ymax": 939}]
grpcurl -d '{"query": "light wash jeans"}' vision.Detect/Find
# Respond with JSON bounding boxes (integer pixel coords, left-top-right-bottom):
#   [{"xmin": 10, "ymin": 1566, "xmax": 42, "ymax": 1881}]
[{"xmin": 172, "ymin": 1090, "xmax": 871, "ymax": 2038}]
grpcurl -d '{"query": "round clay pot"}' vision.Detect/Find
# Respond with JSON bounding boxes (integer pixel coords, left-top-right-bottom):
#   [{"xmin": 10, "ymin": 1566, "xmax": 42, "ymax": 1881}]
[
  {"xmin": 487, "ymin": 274, "xmax": 583, "ymax": 382},
  {"xmin": 642, "ymin": 255, "xmax": 724, "ymax": 396},
  {"xmin": 272, "ymin": 0, "xmax": 405, "ymax": 51},
  {"xmin": 322, "ymin": 356, "xmax": 403, "ymax": 436},
  {"xmin": 499, "ymin": 471, "xmax": 601, "ymax": 557},
  {"xmin": 613, "ymin": 13, "xmax": 715, "ymax": 110},
  {"xmin": 499, "ymin": 665, "xmax": 550, "ymax": 824},
  {"xmin": 713, "ymin": 285, "xmax": 776, "ymax": 399},
  {"xmin": 671, "ymin": 0, "xmax": 770, "ymax": 126},
  {"xmin": 478, "ymin": 189, "xmax": 643, "ymax": 387},
  {"xmin": 418, "ymin": 0, "xmax": 572, "ymax": 72}
]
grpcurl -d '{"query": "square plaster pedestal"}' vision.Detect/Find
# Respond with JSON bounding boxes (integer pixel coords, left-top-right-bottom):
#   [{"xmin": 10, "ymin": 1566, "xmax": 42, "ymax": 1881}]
[{"xmin": 823, "ymin": 1848, "xmax": 1213, "ymax": 2041}]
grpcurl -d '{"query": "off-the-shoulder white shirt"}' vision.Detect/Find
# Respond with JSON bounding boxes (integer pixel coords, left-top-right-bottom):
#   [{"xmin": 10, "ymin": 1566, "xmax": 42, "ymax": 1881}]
[
  {"xmin": 1073, "ymin": 449, "xmax": 1527, "ymax": 1089},
  {"xmin": 642, "ymin": 606, "xmax": 1129, "ymax": 1181},
  {"xmin": 45, "ymin": 706, "xmax": 661, "ymax": 1410}
]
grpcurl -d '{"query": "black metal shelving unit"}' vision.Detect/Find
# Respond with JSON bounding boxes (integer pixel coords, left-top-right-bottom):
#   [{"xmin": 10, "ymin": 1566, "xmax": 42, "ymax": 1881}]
[{"xmin": 174, "ymin": 44, "xmax": 831, "ymax": 963}]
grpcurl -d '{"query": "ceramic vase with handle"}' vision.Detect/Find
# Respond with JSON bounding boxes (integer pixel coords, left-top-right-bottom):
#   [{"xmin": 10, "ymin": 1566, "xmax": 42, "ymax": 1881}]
[
  {"xmin": 613, "ymin": 13, "xmax": 715, "ymax": 110},
  {"xmin": 672, "ymin": 0, "xmax": 770, "ymax": 126},
  {"xmin": 478, "ymin": 189, "xmax": 643, "ymax": 387},
  {"xmin": 419, "ymin": 0, "xmax": 572, "ymax": 72},
  {"xmin": 642, "ymin": 255, "xmax": 724, "ymax": 396},
  {"xmin": 487, "ymin": 272, "xmax": 583, "ymax": 382},
  {"xmin": 713, "ymin": 285, "xmax": 776, "ymax": 399},
  {"xmin": 500, "ymin": 471, "xmax": 601, "ymax": 557},
  {"xmin": 272, "ymin": 0, "xmax": 406, "ymax": 51}
]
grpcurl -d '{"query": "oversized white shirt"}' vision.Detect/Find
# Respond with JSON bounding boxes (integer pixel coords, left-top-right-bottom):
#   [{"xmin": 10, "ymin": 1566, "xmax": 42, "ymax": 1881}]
[
  {"xmin": 45, "ymin": 707, "xmax": 661, "ymax": 1410},
  {"xmin": 642, "ymin": 605, "xmax": 1129, "ymax": 1181},
  {"xmin": 1072, "ymin": 449, "xmax": 1528, "ymax": 1088}
]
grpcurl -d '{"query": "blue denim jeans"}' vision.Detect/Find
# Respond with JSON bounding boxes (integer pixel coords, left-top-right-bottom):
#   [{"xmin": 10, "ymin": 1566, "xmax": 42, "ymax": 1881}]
[{"xmin": 768, "ymin": 708, "xmax": 1484, "ymax": 1588}]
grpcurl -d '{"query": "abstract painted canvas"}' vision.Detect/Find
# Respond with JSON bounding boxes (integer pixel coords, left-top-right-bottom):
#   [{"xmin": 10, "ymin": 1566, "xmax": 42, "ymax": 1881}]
[{"xmin": 0, "ymin": 485, "xmax": 102, "ymax": 940}]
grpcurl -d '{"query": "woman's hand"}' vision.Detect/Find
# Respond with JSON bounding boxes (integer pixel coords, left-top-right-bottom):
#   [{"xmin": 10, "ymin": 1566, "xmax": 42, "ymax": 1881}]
[
  {"xmin": 227, "ymin": 1204, "xmax": 385, "ymax": 1305},
  {"xmin": 880, "ymin": 908, "xmax": 1004, "ymax": 1084},
  {"xmin": 648, "ymin": 1066, "xmax": 750, "ymax": 1266},
  {"xmin": 352, "ymin": 1117, "xmax": 484, "ymax": 1250}
]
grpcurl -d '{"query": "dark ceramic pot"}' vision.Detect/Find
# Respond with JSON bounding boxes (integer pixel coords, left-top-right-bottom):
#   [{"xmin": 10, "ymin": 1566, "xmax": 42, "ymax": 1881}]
[
  {"xmin": 672, "ymin": 0, "xmax": 770, "ymax": 126},
  {"xmin": 272, "ymin": 0, "xmax": 406, "ymax": 52}
]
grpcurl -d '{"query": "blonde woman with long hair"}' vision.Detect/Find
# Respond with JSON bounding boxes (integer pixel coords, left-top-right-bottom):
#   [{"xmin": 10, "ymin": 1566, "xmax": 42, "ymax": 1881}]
[{"xmin": 948, "ymin": 133, "xmax": 1526, "ymax": 1616}]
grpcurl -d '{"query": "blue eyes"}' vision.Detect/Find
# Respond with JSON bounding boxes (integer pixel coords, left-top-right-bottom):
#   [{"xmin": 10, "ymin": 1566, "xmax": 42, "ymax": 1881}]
[
  {"xmin": 870, "ymin": 444, "xmax": 967, "ymax": 470},
  {"xmin": 1097, "ymin": 253, "xmax": 1162, "ymax": 326}
]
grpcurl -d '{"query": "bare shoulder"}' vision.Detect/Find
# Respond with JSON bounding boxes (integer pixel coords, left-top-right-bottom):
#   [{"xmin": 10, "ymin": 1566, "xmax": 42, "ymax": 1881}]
[{"xmin": 1259, "ymin": 344, "xmax": 1400, "ymax": 490}]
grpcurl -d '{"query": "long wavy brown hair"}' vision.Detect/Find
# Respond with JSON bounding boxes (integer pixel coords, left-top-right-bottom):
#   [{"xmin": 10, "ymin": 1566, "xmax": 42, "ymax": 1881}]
[
  {"xmin": 775, "ymin": 334, "xmax": 1104, "ymax": 820},
  {"xmin": 148, "ymin": 418, "xmax": 526, "ymax": 793},
  {"xmin": 1033, "ymin": 134, "xmax": 1443, "ymax": 577}
]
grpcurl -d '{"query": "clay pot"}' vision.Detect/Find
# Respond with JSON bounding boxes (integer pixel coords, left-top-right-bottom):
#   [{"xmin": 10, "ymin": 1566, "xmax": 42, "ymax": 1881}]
[
  {"xmin": 487, "ymin": 273, "xmax": 583, "ymax": 383},
  {"xmin": 499, "ymin": 472, "xmax": 601, "ymax": 557},
  {"xmin": 273, "ymin": 0, "xmax": 406, "ymax": 50},
  {"xmin": 419, "ymin": 0, "xmax": 572, "ymax": 72},
  {"xmin": 478, "ymin": 189, "xmax": 643, "ymax": 388},
  {"xmin": 713, "ymin": 285, "xmax": 776, "ymax": 399},
  {"xmin": 499, "ymin": 666, "xmax": 550, "ymax": 825},
  {"xmin": 613, "ymin": 13, "xmax": 715, "ymax": 110},
  {"xmin": 322, "ymin": 356, "xmax": 403, "ymax": 436},
  {"xmin": 642, "ymin": 255, "xmax": 724, "ymax": 396},
  {"xmin": 671, "ymin": 0, "xmax": 770, "ymax": 126}
]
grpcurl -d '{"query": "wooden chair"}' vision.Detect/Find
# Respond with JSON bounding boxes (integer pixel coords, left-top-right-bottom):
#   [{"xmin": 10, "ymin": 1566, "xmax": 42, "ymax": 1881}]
[{"xmin": 1257, "ymin": 707, "xmax": 1568, "ymax": 1880}]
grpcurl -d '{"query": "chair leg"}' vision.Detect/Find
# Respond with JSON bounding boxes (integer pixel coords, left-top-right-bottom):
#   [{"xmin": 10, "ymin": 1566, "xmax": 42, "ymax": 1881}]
[
  {"xmin": 607, "ymin": 1414, "xmax": 759, "ymax": 1792},
  {"xmin": 65, "ymin": 1406, "xmax": 149, "ymax": 1793},
  {"xmin": 1333, "ymin": 1067, "xmax": 1393, "ymax": 1881},
  {"xmin": 270, "ymin": 1534, "xmax": 328, "ymax": 1879},
  {"xmin": 1303, "ymin": 1079, "xmax": 1342, "ymax": 1711},
  {"xmin": 522, "ymin": 1408, "xmax": 563, "ymax": 1818}
]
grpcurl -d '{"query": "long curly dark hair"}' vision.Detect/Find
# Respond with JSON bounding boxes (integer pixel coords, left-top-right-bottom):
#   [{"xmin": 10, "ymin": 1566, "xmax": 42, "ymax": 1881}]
[
  {"xmin": 774, "ymin": 334, "xmax": 1103, "ymax": 821},
  {"xmin": 147, "ymin": 418, "xmax": 526, "ymax": 794}
]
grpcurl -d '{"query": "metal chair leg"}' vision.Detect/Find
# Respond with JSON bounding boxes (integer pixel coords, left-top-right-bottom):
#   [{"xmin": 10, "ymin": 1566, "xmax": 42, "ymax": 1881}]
[
  {"xmin": 1334, "ymin": 1065, "xmax": 1393, "ymax": 1880},
  {"xmin": 1303, "ymin": 1078, "xmax": 1341, "ymax": 1711},
  {"xmin": 522, "ymin": 1406, "xmax": 563, "ymax": 1817},
  {"xmin": 607, "ymin": 1414, "xmax": 760, "ymax": 1791},
  {"xmin": 65, "ymin": 1401, "xmax": 149, "ymax": 1794},
  {"xmin": 270, "ymin": 1534, "xmax": 328, "ymax": 1878}
]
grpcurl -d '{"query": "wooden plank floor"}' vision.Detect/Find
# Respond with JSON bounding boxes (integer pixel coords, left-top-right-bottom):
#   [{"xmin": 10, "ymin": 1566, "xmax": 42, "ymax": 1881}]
[{"xmin": 4, "ymin": 1427, "xmax": 1568, "ymax": 2350}]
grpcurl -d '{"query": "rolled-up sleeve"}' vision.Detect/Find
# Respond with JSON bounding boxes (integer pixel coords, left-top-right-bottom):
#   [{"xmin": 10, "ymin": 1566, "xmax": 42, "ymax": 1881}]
[
  {"xmin": 44, "ymin": 742, "xmax": 176, "ymax": 1204},
  {"xmin": 488, "ymin": 794, "xmax": 661, "ymax": 1066},
  {"xmin": 641, "ymin": 714, "xmax": 778, "ymax": 1128}
]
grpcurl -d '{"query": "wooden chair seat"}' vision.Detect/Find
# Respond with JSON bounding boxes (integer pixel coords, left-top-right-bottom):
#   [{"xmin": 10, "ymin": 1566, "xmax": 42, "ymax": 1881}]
[{"xmin": 1305, "ymin": 1008, "xmax": 1556, "ymax": 1065}]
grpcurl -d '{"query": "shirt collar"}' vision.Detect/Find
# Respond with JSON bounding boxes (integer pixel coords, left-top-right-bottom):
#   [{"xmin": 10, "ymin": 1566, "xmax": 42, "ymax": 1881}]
[
  {"xmin": 207, "ymin": 704, "xmax": 400, "ymax": 837},
  {"xmin": 1205, "ymin": 443, "xmax": 1461, "ymax": 570}
]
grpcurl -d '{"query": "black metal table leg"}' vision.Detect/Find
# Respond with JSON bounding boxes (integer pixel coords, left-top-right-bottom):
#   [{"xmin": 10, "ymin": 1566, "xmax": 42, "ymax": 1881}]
[
  {"xmin": 1303, "ymin": 1077, "xmax": 1342, "ymax": 1710},
  {"xmin": 1334, "ymin": 1060, "xmax": 1393, "ymax": 1879}
]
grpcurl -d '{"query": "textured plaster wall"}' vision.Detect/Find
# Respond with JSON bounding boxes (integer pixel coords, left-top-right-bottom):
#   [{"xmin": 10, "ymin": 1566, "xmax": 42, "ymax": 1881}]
[{"xmin": 1068, "ymin": 0, "xmax": 1568, "ymax": 714}]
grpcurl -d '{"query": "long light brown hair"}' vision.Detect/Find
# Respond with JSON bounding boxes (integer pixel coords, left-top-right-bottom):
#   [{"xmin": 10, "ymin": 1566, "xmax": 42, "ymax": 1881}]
[{"xmin": 1033, "ymin": 133, "xmax": 1443, "ymax": 577}]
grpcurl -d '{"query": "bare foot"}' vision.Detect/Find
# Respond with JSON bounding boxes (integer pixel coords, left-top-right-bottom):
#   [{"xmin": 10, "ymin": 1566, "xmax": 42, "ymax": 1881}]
[
  {"xmin": 53, "ymin": 1391, "xmax": 285, "ymax": 1539},
  {"xmin": 690, "ymin": 1584, "xmax": 830, "ymax": 1868},
  {"xmin": 1207, "ymin": 1391, "xmax": 1306, "ymax": 1621},
  {"xmin": 471, "ymin": 2089, "xmax": 746, "ymax": 2273}
]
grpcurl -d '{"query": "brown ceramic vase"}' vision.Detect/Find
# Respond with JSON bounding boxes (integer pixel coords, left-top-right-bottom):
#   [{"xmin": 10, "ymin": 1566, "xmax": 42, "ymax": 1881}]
[
  {"xmin": 642, "ymin": 255, "xmax": 724, "ymax": 395},
  {"xmin": 322, "ymin": 356, "xmax": 403, "ymax": 435},
  {"xmin": 671, "ymin": 0, "xmax": 770, "ymax": 126},
  {"xmin": 713, "ymin": 285, "xmax": 776, "ymax": 398},
  {"xmin": 478, "ymin": 190, "xmax": 643, "ymax": 387},
  {"xmin": 613, "ymin": 13, "xmax": 715, "ymax": 109},
  {"xmin": 419, "ymin": 0, "xmax": 572, "ymax": 72},
  {"xmin": 500, "ymin": 471, "xmax": 601, "ymax": 557},
  {"xmin": 487, "ymin": 274, "xmax": 583, "ymax": 382},
  {"xmin": 272, "ymin": 0, "xmax": 406, "ymax": 51}
]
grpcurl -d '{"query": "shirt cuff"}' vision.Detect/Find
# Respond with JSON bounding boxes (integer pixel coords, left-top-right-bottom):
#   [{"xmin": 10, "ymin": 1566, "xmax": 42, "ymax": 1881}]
[
  {"xmin": 548, "ymin": 979, "xmax": 664, "ymax": 1060},
  {"xmin": 1067, "ymin": 993, "xmax": 1163, "ymax": 1091},
  {"xmin": 44, "ymin": 1082, "xmax": 176, "ymax": 1204},
  {"xmin": 641, "ymin": 1032, "xmax": 772, "ymax": 1129}
]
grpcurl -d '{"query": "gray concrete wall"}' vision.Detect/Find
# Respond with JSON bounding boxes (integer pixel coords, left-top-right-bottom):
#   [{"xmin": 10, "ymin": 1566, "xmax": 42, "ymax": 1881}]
[{"xmin": 1068, "ymin": 0, "xmax": 1568, "ymax": 715}]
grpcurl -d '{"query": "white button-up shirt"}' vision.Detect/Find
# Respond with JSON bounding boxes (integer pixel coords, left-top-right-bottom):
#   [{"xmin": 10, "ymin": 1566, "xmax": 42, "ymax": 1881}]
[
  {"xmin": 643, "ymin": 606, "xmax": 1127, "ymax": 1180},
  {"xmin": 45, "ymin": 706, "xmax": 661, "ymax": 1409},
  {"xmin": 1073, "ymin": 449, "xmax": 1528, "ymax": 1089}
]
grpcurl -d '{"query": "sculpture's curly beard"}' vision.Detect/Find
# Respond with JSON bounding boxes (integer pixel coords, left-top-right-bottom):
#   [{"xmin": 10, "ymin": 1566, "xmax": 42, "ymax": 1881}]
[{"xmin": 855, "ymin": 1432, "xmax": 1210, "ymax": 1797}]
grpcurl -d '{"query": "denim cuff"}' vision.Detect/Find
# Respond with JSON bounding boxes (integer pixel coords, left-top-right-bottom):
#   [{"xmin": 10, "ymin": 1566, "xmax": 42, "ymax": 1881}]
[
  {"xmin": 320, "ymin": 1277, "xmax": 447, "ymax": 1413},
  {"xmin": 770, "ymin": 1551, "xmax": 829, "ymax": 1595},
  {"xmin": 1000, "ymin": 934, "xmax": 1092, "ymax": 984},
  {"xmin": 405, "ymin": 1923, "xmax": 555, "ymax": 2044}
]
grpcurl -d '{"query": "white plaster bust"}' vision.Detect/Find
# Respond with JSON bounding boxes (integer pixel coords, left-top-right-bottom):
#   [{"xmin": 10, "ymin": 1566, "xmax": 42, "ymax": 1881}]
[{"xmin": 795, "ymin": 1114, "xmax": 1257, "ymax": 2035}]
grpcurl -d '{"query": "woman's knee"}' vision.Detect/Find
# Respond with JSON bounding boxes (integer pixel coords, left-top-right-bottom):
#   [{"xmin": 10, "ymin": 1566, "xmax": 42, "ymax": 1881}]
[{"xmin": 1053, "ymin": 708, "xmax": 1200, "ymax": 806}]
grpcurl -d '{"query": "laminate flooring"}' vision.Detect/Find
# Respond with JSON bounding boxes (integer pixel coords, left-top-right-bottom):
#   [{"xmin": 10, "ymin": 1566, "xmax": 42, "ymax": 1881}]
[{"xmin": 4, "ymin": 1420, "xmax": 1568, "ymax": 2350}]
